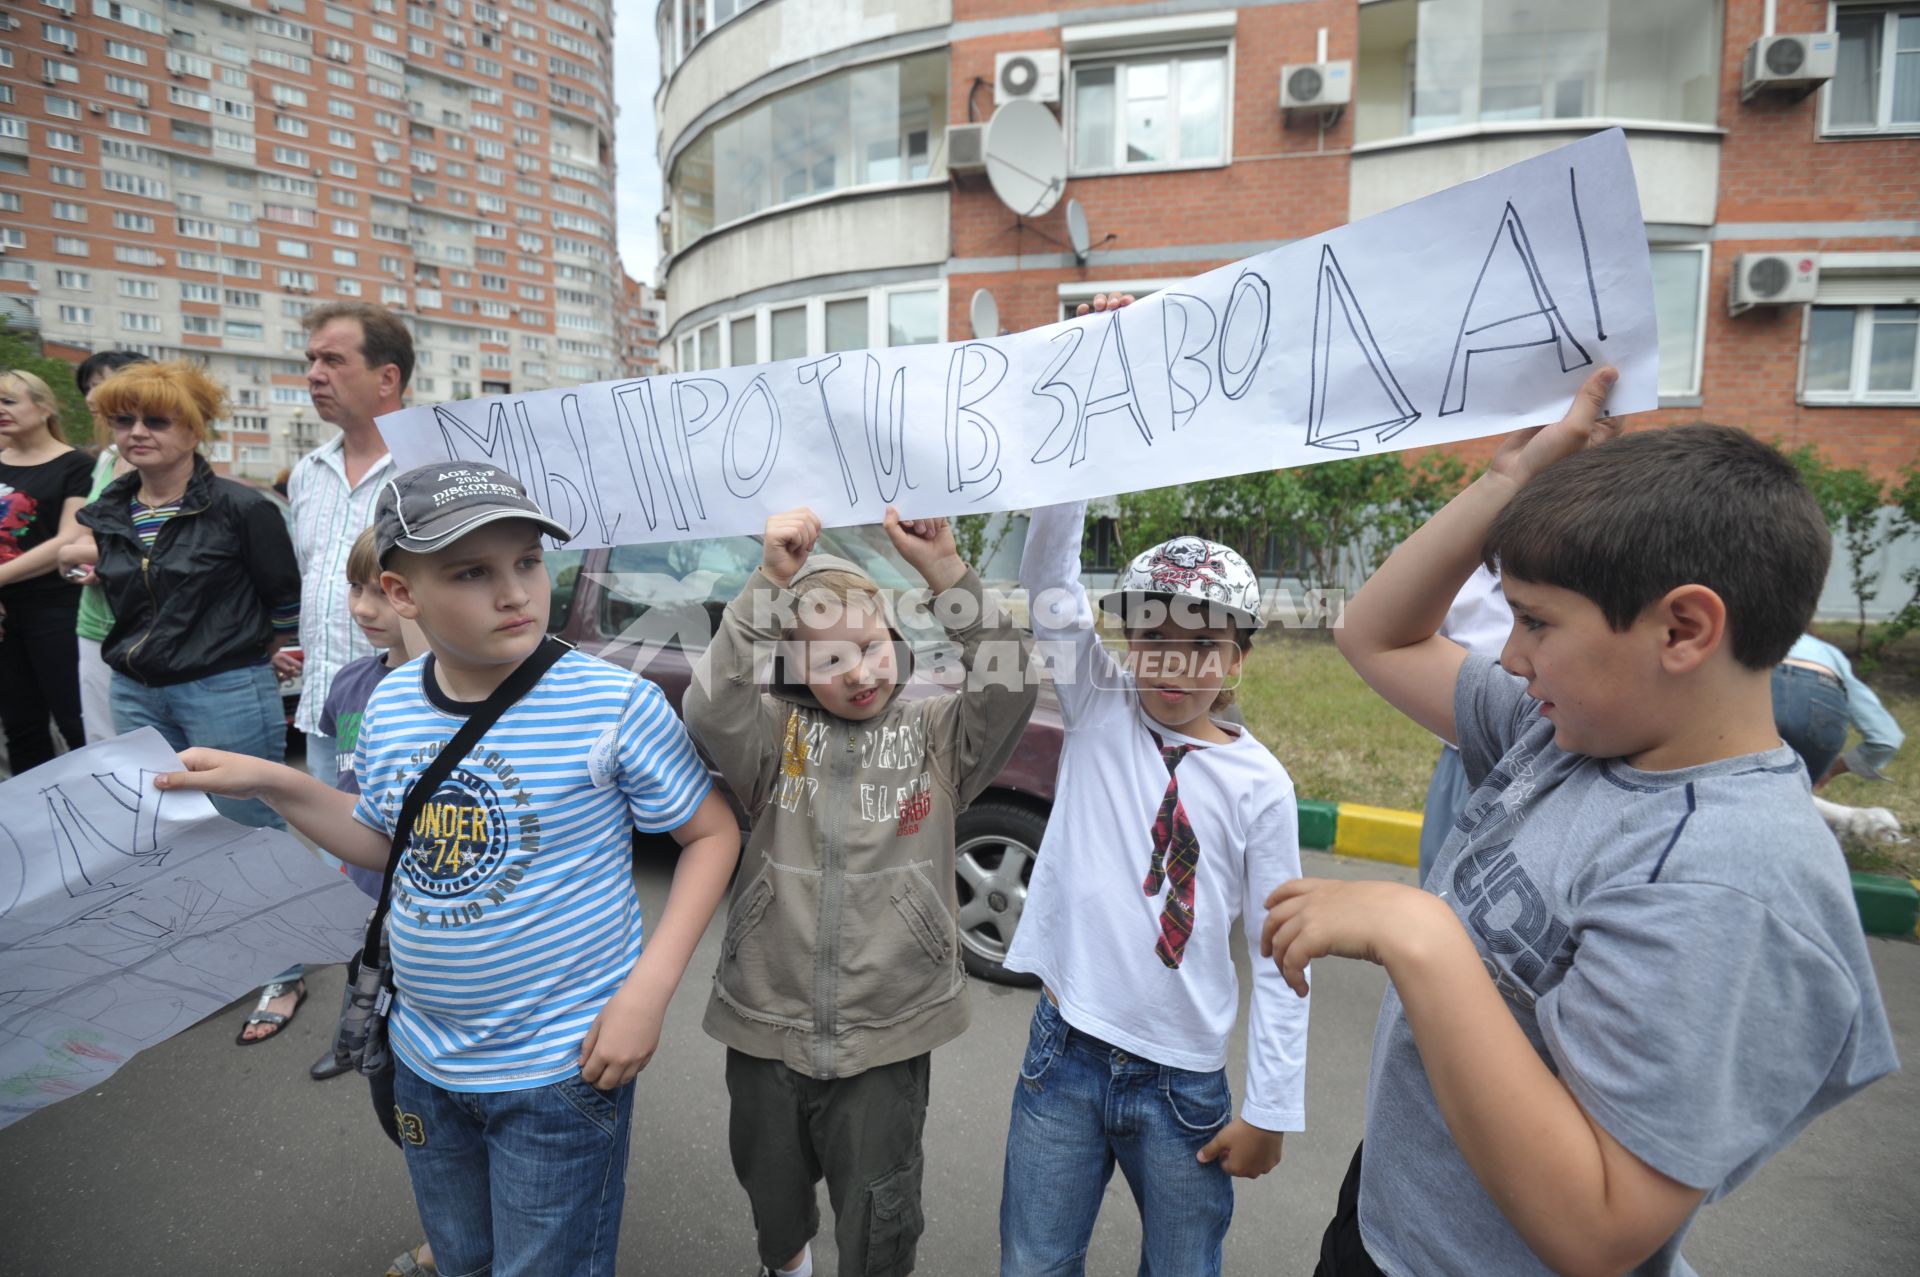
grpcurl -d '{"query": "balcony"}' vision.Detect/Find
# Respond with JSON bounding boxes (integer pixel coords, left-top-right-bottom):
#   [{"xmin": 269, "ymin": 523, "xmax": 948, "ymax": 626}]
[{"xmin": 1350, "ymin": 0, "xmax": 1725, "ymax": 225}]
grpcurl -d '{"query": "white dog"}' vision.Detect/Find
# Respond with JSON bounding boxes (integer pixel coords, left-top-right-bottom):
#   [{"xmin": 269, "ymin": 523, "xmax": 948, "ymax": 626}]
[{"xmin": 1811, "ymin": 795, "xmax": 1909, "ymax": 845}]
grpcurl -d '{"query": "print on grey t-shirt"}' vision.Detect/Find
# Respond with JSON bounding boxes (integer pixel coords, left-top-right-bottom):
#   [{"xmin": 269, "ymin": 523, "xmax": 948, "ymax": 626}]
[{"xmin": 1356, "ymin": 655, "xmax": 1897, "ymax": 1277}]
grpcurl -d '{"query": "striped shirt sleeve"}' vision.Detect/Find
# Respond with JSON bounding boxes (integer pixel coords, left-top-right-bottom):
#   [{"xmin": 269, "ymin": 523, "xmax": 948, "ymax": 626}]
[{"xmin": 618, "ymin": 678, "xmax": 712, "ymax": 833}]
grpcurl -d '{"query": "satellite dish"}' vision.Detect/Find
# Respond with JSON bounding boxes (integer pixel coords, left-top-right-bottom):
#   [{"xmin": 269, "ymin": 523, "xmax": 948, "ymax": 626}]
[
  {"xmin": 970, "ymin": 288, "xmax": 1001, "ymax": 340},
  {"xmin": 1066, "ymin": 199, "xmax": 1091, "ymax": 263},
  {"xmin": 985, "ymin": 99, "xmax": 1067, "ymax": 219}
]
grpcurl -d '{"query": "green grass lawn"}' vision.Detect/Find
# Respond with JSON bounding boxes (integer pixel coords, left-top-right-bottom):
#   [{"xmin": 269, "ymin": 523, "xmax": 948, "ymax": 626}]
[{"xmin": 1226, "ymin": 625, "xmax": 1920, "ymax": 877}]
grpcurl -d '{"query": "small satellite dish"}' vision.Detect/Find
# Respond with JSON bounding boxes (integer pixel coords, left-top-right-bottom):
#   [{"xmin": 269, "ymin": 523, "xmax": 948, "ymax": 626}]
[
  {"xmin": 970, "ymin": 288, "xmax": 1001, "ymax": 340},
  {"xmin": 985, "ymin": 99, "xmax": 1067, "ymax": 219},
  {"xmin": 1066, "ymin": 199, "xmax": 1091, "ymax": 263}
]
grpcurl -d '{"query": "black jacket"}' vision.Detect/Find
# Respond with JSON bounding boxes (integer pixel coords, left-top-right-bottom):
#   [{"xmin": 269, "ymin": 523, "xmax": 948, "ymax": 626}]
[{"xmin": 78, "ymin": 454, "xmax": 302, "ymax": 687}]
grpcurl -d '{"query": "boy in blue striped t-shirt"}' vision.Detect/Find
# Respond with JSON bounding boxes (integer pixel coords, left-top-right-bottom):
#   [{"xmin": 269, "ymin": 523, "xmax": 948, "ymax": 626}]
[{"xmin": 161, "ymin": 462, "xmax": 742, "ymax": 1277}]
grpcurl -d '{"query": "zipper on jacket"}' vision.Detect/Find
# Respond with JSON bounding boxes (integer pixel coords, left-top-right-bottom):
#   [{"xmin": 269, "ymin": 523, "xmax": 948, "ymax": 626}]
[
  {"xmin": 119, "ymin": 493, "xmax": 211, "ymax": 686},
  {"xmin": 814, "ymin": 723, "xmax": 853, "ymax": 1077}
]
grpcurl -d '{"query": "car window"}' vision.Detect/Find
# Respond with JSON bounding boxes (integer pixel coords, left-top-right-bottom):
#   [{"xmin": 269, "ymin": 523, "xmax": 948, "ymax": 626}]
[
  {"xmin": 594, "ymin": 526, "xmax": 951, "ymax": 653},
  {"xmin": 598, "ymin": 536, "xmax": 763, "ymax": 652},
  {"xmin": 546, "ymin": 547, "xmax": 586, "ymax": 632}
]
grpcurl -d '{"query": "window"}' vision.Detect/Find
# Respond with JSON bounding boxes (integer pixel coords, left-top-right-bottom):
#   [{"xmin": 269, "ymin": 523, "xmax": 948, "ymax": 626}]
[
  {"xmin": 226, "ymin": 321, "xmax": 266, "ymax": 340},
  {"xmin": 51, "ymin": 200, "xmax": 86, "ymax": 221},
  {"xmin": 278, "ymin": 239, "xmax": 312, "ymax": 259},
  {"xmin": 121, "ymin": 312, "xmax": 162, "ymax": 333},
  {"xmin": 56, "ymin": 236, "xmax": 89, "ymax": 256},
  {"xmin": 46, "ymin": 96, "xmax": 80, "ymax": 119},
  {"xmin": 113, "ymin": 212, "xmax": 156, "ymax": 232},
  {"xmin": 671, "ymin": 50, "xmax": 947, "ymax": 249},
  {"xmin": 56, "ymin": 270, "xmax": 91, "ymax": 289},
  {"xmin": 94, "ymin": 0, "xmax": 163, "ymax": 33},
  {"xmin": 332, "ymin": 247, "xmax": 359, "ymax": 265},
  {"xmin": 886, "ymin": 289, "xmax": 941, "ymax": 346},
  {"xmin": 59, "ymin": 305, "xmax": 93, "ymax": 324},
  {"xmin": 119, "ymin": 277, "xmax": 160, "ymax": 299},
  {"xmin": 728, "ymin": 314, "xmax": 758, "ymax": 365},
  {"xmin": 109, "ymin": 110, "xmax": 150, "ymax": 134},
  {"xmin": 825, "ymin": 297, "xmax": 868, "ymax": 352},
  {"xmin": 1070, "ymin": 51, "xmax": 1227, "ymax": 171},
  {"xmin": 1354, "ymin": 0, "xmax": 1721, "ymax": 145},
  {"xmin": 181, "ymin": 282, "xmax": 218, "ymax": 302},
  {"xmin": 278, "ymin": 269, "xmax": 317, "ymax": 289},
  {"xmin": 49, "ymin": 164, "xmax": 85, "ymax": 187},
  {"xmin": 1648, "ymin": 246, "xmax": 1707, "ymax": 397},
  {"xmin": 1805, "ymin": 302, "xmax": 1920, "ymax": 402},
  {"xmin": 45, "ymin": 59, "xmax": 81, "ymax": 81},
  {"xmin": 103, "ymin": 40, "xmax": 147, "ymax": 64},
  {"xmin": 1826, "ymin": 6, "xmax": 1920, "ymax": 134}
]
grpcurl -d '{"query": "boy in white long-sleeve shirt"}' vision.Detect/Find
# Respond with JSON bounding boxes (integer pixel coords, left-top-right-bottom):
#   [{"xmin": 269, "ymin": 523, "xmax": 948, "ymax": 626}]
[{"xmin": 999, "ymin": 488, "xmax": 1309, "ymax": 1277}]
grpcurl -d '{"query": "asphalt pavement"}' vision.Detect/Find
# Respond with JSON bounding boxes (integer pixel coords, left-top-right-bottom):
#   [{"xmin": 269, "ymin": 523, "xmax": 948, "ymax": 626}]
[{"xmin": 3, "ymin": 849, "xmax": 1917, "ymax": 1276}]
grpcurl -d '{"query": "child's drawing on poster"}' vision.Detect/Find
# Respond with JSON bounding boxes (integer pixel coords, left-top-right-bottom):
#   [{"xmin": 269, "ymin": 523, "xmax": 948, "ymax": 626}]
[{"xmin": 0, "ymin": 729, "xmax": 368, "ymax": 1130}]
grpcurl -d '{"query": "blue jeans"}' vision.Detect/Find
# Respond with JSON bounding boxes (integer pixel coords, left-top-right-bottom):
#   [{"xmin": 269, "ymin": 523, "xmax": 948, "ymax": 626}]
[
  {"xmin": 392, "ymin": 1056, "xmax": 636, "ymax": 1277},
  {"xmin": 1773, "ymin": 663, "xmax": 1849, "ymax": 782},
  {"xmin": 1000, "ymin": 994, "xmax": 1235, "ymax": 1277},
  {"xmin": 110, "ymin": 664, "xmax": 286, "ymax": 830}
]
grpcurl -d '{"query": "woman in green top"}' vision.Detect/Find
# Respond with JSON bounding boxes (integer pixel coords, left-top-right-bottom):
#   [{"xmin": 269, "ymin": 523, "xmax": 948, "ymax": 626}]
[{"xmin": 70, "ymin": 352, "xmax": 148, "ymax": 743}]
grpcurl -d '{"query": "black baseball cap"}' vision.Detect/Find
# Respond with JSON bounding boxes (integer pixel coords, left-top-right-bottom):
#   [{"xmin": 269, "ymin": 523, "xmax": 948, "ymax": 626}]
[{"xmin": 374, "ymin": 462, "xmax": 570, "ymax": 564}]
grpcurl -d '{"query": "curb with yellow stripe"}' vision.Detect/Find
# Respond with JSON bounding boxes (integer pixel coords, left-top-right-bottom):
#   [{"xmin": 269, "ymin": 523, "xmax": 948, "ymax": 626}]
[{"xmin": 1297, "ymin": 800, "xmax": 1920, "ymax": 939}]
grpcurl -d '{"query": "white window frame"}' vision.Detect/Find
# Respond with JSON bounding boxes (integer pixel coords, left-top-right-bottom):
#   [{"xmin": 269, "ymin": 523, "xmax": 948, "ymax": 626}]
[
  {"xmin": 1799, "ymin": 299, "xmax": 1920, "ymax": 405},
  {"xmin": 1651, "ymin": 243, "xmax": 1711, "ymax": 401},
  {"xmin": 1822, "ymin": 2, "xmax": 1920, "ymax": 136},
  {"xmin": 1064, "ymin": 39, "xmax": 1236, "ymax": 177}
]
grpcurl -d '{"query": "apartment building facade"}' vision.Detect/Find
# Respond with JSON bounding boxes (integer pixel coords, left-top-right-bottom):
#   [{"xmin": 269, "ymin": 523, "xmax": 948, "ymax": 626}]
[
  {"xmin": 653, "ymin": 0, "xmax": 1916, "ymax": 479},
  {"xmin": 617, "ymin": 269, "xmax": 664, "ymax": 376},
  {"xmin": 0, "ymin": 0, "xmax": 621, "ymax": 476}
]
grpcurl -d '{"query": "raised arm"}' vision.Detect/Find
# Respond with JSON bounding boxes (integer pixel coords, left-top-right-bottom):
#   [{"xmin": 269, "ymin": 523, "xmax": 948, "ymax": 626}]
[
  {"xmin": 888, "ymin": 508, "xmax": 1038, "ymax": 806},
  {"xmin": 1019, "ymin": 500, "xmax": 1123, "ymax": 725},
  {"xmin": 680, "ymin": 511, "xmax": 814, "ymax": 813},
  {"xmin": 1335, "ymin": 368, "xmax": 1618, "ymax": 743}
]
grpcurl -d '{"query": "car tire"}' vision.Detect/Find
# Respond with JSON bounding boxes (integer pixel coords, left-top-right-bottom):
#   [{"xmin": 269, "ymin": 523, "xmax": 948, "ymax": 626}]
[{"xmin": 954, "ymin": 798, "xmax": 1048, "ymax": 987}]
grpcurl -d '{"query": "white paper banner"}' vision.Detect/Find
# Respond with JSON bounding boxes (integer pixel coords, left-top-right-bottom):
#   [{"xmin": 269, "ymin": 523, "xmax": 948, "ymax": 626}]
[
  {"xmin": 0, "ymin": 730, "xmax": 369, "ymax": 1129},
  {"xmin": 379, "ymin": 130, "xmax": 1656, "ymax": 549}
]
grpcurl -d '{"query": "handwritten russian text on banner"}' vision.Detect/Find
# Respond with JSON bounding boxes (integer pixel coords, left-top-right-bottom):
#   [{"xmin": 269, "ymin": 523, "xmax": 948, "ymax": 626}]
[
  {"xmin": 0, "ymin": 730, "xmax": 368, "ymax": 1129},
  {"xmin": 379, "ymin": 130, "xmax": 1656, "ymax": 549}
]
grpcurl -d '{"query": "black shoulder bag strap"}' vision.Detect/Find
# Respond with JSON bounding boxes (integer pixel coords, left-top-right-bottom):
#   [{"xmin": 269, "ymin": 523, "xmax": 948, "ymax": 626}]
[{"xmin": 357, "ymin": 635, "xmax": 569, "ymax": 966}]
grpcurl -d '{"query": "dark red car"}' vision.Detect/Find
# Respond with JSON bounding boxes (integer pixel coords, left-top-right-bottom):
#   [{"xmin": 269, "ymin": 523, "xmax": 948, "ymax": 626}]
[{"xmin": 544, "ymin": 524, "xmax": 1058, "ymax": 986}]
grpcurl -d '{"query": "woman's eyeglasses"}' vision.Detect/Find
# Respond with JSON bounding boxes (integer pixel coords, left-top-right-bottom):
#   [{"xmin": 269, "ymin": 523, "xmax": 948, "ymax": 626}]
[{"xmin": 107, "ymin": 413, "xmax": 177, "ymax": 432}]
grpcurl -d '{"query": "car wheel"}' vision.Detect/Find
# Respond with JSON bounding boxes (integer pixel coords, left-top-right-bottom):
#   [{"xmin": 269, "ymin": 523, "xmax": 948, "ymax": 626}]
[{"xmin": 954, "ymin": 798, "xmax": 1047, "ymax": 987}]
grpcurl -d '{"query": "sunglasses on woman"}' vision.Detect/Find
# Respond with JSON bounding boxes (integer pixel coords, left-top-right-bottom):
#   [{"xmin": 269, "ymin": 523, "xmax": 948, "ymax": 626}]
[{"xmin": 108, "ymin": 413, "xmax": 177, "ymax": 432}]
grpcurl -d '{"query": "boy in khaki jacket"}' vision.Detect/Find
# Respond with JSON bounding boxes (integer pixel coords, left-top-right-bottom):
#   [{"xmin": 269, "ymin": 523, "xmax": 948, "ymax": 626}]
[{"xmin": 684, "ymin": 506, "xmax": 1037, "ymax": 1277}]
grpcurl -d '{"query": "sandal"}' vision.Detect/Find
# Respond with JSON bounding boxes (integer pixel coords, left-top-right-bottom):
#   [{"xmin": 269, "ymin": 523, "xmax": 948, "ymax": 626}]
[
  {"xmin": 234, "ymin": 979, "xmax": 307, "ymax": 1046},
  {"xmin": 385, "ymin": 1244, "xmax": 436, "ymax": 1276}
]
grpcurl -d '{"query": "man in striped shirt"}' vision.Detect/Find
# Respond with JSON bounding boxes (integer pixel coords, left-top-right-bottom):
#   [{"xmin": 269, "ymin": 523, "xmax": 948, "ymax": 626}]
[{"xmin": 278, "ymin": 302, "xmax": 411, "ymax": 784}]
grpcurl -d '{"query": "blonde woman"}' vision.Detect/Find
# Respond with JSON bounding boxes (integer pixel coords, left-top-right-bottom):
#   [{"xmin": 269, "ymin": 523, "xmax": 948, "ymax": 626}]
[
  {"xmin": 0, "ymin": 368, "xmax": 92, "ymax": 774},
  {"xmin": 67, "ymin": 361, "xmax": 306, "ymax": 1044}
]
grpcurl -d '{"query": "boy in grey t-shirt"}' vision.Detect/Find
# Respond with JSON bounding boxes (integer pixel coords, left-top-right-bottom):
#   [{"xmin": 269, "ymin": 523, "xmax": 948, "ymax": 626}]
[{"xmin": 1263, "ymin": 369, "xmax": 1898, "ymax": 1277}]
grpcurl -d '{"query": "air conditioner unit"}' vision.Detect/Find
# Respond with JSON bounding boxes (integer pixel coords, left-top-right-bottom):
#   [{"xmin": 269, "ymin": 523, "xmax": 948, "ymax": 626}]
[
  {"xmin": 1281, "ymin": 61, "xmax": 1352, "ymax": 110},
  {"xmin": 88, "ymin": 103, "xmax": 106, "ymax": 116},
  {"xmin": 1741, "ymin": 33, "xmax": 1838, "ymax": 101},
  {"xmin": 947, "ymin": 123, "xmax": 987, "ymax": 172},
  {"xmin": 42, "ymin": 70, "xmax": 60, "ymax": 86},
  {"xmin": 1, "ymin": 15, "xmax": 18, "ymax": 29},
  {"xmin": 1730, "ymin": 252, "xmax": 1819, "ymax": 314},
  {"xmin": 995, "ymin": 50, "xmax": 1061, "ymax": 105}
]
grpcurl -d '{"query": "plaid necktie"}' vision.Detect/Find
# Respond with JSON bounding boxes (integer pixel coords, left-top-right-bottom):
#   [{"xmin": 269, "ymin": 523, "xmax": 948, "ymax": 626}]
[{"xmin": 1142, "ymin": 732, "xmax": 1200, "ymax": 969}]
